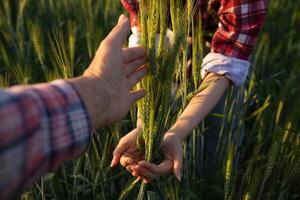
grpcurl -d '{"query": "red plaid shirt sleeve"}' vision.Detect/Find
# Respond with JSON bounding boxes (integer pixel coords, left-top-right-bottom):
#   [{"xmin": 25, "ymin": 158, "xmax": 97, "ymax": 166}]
[
  {"xmin": 121, "ymin": 0, "xmax": 268, "ymax": 60},
  {"xmin": 212, "ymin": 0, "xmax": 268, "ymax": 60},
  {"xmin": 120, "ymin": 0, "xmax": 139, "ymax": 27},
  {"xmin": 121, "ymin": 0, "xmax": 268, "ymax": 85},
  {"xmin": 0, "ymin": 80, "xmax": 92, "ymax": 199}
]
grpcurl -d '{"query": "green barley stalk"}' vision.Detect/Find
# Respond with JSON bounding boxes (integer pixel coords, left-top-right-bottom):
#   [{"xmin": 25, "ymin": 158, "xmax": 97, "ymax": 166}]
[
  {"xmin": 258, "ymin": 138, "xmax": 280, "ymax": 200},
  {"xmin": 27, "ymin": 22, "xmax": 45, "ymax": 65},
  {"xmin": 119, "ymin": 178, "xmax": 140, "ymax": 200},
  {"xmin": 67, "ymin": 21, "xmax": 76, "ymax": 70},
  {"xmin": 133, "ymin": 0, "xmax": 188, "ymax": 199},
  {"xmin": 49, "ymin": 28, "xmax": 73, "ymax": 79},
  {"xmin": 0, "ymin": 74, "xmax": 10, "ymax": 87},
  {"xmin": 16, "ymin": 0, "xmax": 27, "ymax": 31},
  {"xmin": 224, "ymin": 143, "xmax": 234, "ymax": 200},
  {"xmin": 11, "ymin": 64, "xmax": 31, "ymax": 85},
  {"xmin": 132, "ymin": 1, "xmax": 223, "ymax": 198},
  {"xmin": 2, "ymin": 0, "xmax": 12, "ymax": 29},
  {"xmin": 190, "ymin": 1, "xmax": 203, "ymax": 90}
]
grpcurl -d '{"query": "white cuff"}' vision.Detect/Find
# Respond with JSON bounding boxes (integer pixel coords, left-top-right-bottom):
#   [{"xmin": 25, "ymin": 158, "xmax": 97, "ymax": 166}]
[
  {"xmin": 129, "ymin": 32, "xmax": 141, "ymax": 47},
  {"xmin": 201, "ymin": 53, "xmax": 250, "ymax": 86},
  {"xmin": 128, "ymin": 28, "xmax": 175, "ymax": 48}
]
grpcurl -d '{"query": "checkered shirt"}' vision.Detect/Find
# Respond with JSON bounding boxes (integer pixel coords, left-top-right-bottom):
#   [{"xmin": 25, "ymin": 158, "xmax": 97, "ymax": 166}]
[
  {"xmin": 120, "ymin": 0, "xmax": 268, "ymax": 60},
  {"xmin": 0, "ymin": 80, "xmax": 91, "ymax": 199}
]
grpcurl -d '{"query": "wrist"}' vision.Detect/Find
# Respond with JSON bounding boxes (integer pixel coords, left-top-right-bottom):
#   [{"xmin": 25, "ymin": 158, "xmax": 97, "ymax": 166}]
[
  {"xmin": 69, "ymin": 76, "xmax": 108, "ymax": 129},
  {"xmin": 163, "ymin": 132, "xmax": 182, "ymax": 143},
  {"xmin": 167, "ymin": 122, "xmax": 191, "ymax": 141}
]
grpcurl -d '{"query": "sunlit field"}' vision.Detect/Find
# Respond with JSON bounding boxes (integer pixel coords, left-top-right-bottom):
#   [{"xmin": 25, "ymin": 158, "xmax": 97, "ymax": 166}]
[{"xmin": 0, "ymin": 0, "xmax": 300, "ymax": 199}]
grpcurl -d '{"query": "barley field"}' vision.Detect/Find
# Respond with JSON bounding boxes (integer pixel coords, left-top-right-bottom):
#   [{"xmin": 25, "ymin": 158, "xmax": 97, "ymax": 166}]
[{"xmin": 0, "ymin": 0, "xmax": 300, "ymax": 200}]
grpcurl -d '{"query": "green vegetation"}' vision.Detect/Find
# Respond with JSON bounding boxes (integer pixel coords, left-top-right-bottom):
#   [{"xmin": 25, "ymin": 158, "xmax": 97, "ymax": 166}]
[{"xmin": 0, "ymin": 0, "xmax": 299, "ymax": 199}]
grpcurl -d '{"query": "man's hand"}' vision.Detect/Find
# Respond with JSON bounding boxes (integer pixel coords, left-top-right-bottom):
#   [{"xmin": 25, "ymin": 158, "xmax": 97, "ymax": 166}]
[{"xmin": 71, "ymin": 15, "xmax": 147, "ymax": 128}]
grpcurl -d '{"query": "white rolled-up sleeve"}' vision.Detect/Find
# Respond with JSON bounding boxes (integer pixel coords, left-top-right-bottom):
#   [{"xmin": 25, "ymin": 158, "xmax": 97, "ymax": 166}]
[{"xmin": 201, "ymin": 52, "xmax": 250, "ymax": 86}]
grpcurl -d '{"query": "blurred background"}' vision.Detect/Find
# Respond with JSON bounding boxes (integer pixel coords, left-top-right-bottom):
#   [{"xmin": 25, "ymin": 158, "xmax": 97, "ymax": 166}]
[{"xmin": 0, "ymin": 0, "xmax": 299, "ymax": 199}]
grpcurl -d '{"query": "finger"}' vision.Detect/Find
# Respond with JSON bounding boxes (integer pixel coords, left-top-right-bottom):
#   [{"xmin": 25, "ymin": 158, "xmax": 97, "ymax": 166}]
[
  {"xmin": 123, "ymin": 47, "xmax": 146, "ymax": 63},
  {"xmin": 131, "ymin": 169, "xmax": 148, "ymax": 180},
  {"xmin": 126, "ymin": 165, "xmax": 133, "ymax": 173},
  {"xmin": 120, "ymin": 155, "xmax": 136, "ymax": 167},
  {"xmin": 132, "ymin": 170, "xmax": 139, "ymax": 177},
  {"xmin": 105, "ymin": 15, "xmax": 130, "ymax": 49},
  {"xmin": 143, "ymin": 178, "xmax": 152, "ymax": 184},
  {"xmin": 130, "ymin": 126, "xmax": 143, "ymax": 135},
  {"xmin": 132, "ymin": 169, "xmax": 153, "ymax": 184},
  {"xmin": 130, "ymin": 89, "xmax": 146, "ymax": 104},
  {"xmin": 173, "ymin": 151, "xmax": 183, "ymax": 181},
  {"xmin": 138, "ymin": 160, "xmax": 172, "ymax": 174},
  {"xmin": 111, "ymin": 141, "xmax": 128, "ymax": 167},
  {"xmin": 125, "ymin": 57, "xmax": 147, "ymax": 77},
  {"xmin": 132, "ymin": 168, "xmax": 156, "ymax": 184},
  {"xmin": 132, "ymin": 170, "xmax": 146, "ymax": 180},
  {"xmin": 128, "ymin": 67, "xmax": 147, "ymax": 88},
  {"xmin": 133, "ymin": 165, "xmax": 158, "ymax": 180}
]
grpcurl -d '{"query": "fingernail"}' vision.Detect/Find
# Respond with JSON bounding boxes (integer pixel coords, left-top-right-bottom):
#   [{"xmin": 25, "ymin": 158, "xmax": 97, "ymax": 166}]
[
  {"xmin": 177, "ymin": 173, "xmax": 181, "ymax": 181},
  {"xmin": 118, "ymin": 14, "xmax": 128, "ymax": 24},
  {"xmin": 110, "ymin": 159, "xmax": 114, "ymax": 167}
]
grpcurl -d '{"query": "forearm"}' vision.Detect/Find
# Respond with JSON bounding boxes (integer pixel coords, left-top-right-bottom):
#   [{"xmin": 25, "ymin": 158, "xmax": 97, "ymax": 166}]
[
  {"xmin": 0, "ymin": 80, "xmax": 91, "ymax": 199},
  {"xmin": 169, "ymin": 73, "xmax": 230, "ymax": 141}
]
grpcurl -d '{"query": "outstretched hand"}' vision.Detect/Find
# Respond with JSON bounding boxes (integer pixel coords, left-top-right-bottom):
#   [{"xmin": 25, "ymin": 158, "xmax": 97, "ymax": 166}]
[
  {"xmin": 112, "ymin": 130, "xmax": 183, "ymax": 184},
  {"xmin": 111, "ymin": 127, "xmax": 144, "ymax": 172},
  {"xmin": 82, "ymin": 15, "xmax": 148, "ymax": 127},
  {"xmin": 131, "ymin": 132, "xmax": 183, "ymax": 183}
]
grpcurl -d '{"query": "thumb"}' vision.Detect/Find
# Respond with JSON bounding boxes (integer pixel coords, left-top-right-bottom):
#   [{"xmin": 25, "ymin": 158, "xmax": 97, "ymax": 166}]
[
  {"xmin": 173, "ymin": 149, "xmax": 183, "ymax": 181},
  {"xmin": 106, "ymin": 15, "xmax": 130, "ymax": 49},
  {"xmin": 111, "ymin": 141, "xmax": 128, "ymax": 167}
]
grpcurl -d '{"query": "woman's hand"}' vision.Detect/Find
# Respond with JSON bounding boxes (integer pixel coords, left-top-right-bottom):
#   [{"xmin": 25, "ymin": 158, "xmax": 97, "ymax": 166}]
[
  {"xmin": 111, "ymin": 127, "xmax": 144, "ymax": 173},
  {"xmin": 131, "ymin": 132, "xmax": 183, "ymax": 183}
]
